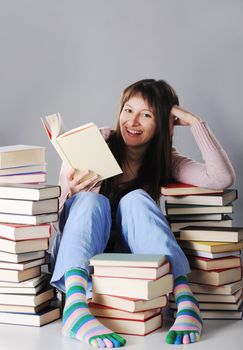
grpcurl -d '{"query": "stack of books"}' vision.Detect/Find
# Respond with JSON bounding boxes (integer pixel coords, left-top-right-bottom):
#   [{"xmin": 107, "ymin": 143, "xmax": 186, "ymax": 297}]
[
  {"xmin": 161, "ymin": 183, "xmax": 243, "ymax": 320},
  {"xmin": 89, "ymin": 253, "xmax": 173, "ymax": 335},
  {"xmin": 0, "ymin": 183, "xmax": 61, "ymax": 326},
  {"xmin": 0, "ymin": 145, "xmax": 46, "ymax": 183}
]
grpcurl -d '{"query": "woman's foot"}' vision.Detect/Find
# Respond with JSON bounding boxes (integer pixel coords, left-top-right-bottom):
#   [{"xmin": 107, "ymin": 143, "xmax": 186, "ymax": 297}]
[
  {"xmin": 62, "ymin": 268, "xmax": 126, "ymax": 348},
  {"xmin": 166, "ymin": 275, "xmax": 203, "ymax": 345}
]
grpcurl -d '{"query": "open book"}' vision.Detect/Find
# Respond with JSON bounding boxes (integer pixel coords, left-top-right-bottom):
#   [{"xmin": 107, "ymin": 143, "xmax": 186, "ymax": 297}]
[{"xmin": 41, "ymin": 113, "xmax": 122, "ymax": 181}]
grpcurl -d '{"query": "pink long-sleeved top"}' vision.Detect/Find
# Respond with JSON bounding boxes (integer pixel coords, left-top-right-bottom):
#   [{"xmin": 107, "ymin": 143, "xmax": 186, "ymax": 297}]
[{"xmin": 52, "ymin": 121, "xmax": 235, "ymax": 235}]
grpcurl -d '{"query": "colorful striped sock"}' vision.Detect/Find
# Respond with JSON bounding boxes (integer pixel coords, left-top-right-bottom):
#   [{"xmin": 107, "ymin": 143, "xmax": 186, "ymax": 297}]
[
  {"xmin": 166, "ymin": 275, "xmax": 203, "ymax": 345},
  {"xmin": 62, "ymin": 268, "xmax": 126, "ymax": 348}
]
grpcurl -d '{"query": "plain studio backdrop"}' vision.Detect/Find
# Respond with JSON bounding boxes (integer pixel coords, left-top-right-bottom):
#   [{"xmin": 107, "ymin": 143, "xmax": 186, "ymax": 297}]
[{"xmin": 0, "ymin": 0, "xmax": 242, "ymax": 224}]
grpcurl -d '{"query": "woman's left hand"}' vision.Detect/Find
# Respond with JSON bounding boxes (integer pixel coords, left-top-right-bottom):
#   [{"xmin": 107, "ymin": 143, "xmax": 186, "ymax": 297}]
[{"xmin": 170, "ymin": 105, "xmax": 202, "ymax": 128}]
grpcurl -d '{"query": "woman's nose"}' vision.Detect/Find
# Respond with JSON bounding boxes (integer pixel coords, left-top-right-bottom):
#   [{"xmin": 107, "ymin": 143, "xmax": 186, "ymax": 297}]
[{"xmin": 129, "ymin": 112, "xmax": 140, "ymax": 125}]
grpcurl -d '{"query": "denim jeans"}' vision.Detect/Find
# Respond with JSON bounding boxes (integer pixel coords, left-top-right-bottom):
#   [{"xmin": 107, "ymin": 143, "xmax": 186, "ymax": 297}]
[{"xmin": 50, "ymin": 189, "xmax": 190, "ymax": 292}]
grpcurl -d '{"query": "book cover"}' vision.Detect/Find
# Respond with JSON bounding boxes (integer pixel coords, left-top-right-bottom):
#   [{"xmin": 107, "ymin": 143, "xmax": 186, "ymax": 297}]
[
  {"xmin": 91, "ymin": 293, "xmax": 167, "ymax": 313},
  {"xmin": 161, "ymin": 183, "xmax": 223, "ymax": 196},
  {"xmin": 0, "ymin": 223, "xmax": 50, "ymax": 241},
  {"xmin": 41, "ymin": 113, "xmax": 122, "ymax": 181},
  {"xmin": 0, "ymin": 145, "xmax": 45, "ymax": 169},
  {"xmin": 0, "ymin": 183, "xmax": 60, "ymax": 200},
  {"xmin": 180, "ymin": 226, "xmax": 243, "ymax": 243},
  {"xmin": 90, "ymin": 253, "xmax": 167, "ymax": 268}
]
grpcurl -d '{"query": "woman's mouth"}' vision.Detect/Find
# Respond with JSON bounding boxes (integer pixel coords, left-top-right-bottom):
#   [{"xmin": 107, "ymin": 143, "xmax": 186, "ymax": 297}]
[{"xmin": 126, "ymin": 128, "xmax": 143, "ymax": 136}]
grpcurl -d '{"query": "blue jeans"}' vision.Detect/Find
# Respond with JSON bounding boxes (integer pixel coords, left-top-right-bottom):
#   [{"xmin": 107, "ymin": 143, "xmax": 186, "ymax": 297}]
[{"xmin": 50, "ymin": 189, "xmax": 190, "ymax": 292}]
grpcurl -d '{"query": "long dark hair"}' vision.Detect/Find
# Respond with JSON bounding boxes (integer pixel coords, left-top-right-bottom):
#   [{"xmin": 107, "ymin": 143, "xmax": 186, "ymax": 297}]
[{"xmin": 101, "ymin": 79, "xmax": 179, "ymax": 204}]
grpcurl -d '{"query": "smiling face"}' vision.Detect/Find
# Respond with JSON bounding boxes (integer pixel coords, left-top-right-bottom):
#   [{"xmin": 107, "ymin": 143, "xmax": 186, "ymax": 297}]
[{"xmin": 119, "ymin": 95, "xmax": 157, "ymax": 151}]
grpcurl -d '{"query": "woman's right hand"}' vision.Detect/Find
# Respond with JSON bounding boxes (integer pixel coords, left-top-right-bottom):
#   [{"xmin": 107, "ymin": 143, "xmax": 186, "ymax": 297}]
[{"xmin": 67, "ymin": 168, "xmax": 99, "ymax": 197}]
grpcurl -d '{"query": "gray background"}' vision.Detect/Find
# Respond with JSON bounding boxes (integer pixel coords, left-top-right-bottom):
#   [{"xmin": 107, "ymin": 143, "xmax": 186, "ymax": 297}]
[{"xmin": 0, "ymin": 0, "xmax": 242, "ymax": 224}]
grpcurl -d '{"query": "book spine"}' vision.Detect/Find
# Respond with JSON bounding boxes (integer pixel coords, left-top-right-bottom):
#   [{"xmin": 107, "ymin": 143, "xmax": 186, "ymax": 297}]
[{"xmin": 51, "ymin": 139, "xmax": 72, "ymax": 168}]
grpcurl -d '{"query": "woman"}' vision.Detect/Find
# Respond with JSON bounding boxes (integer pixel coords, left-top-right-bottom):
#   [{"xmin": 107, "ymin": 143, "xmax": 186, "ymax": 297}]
[{"xmin": 50, "ymin": 79, "xmax": 235, "ymax": 347}]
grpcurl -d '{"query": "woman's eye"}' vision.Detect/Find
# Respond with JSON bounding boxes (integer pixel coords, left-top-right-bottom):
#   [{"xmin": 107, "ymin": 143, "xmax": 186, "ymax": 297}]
[
  {"xmin": 143, "ymin": 113, "xmax": 152, "ymax": 118},
  {"xmin": 124, "ymin": 108, "xmax": 132, "ymax": 113}
]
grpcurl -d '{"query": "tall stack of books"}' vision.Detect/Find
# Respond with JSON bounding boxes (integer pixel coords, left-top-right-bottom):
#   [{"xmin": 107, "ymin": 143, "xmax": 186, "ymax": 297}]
[
  {"xmin": 161, "ymin": 183, "xmax": 243, "ymax": 320},
  {"xmin": 0, "ymin": 183, "xmax": 61, "ymax": 326},
  {"xmin": 0, "ymin": 145, "xmax": 46, "ymax": 183},
  {"xmin": 89, "ymin": 253, "xmax": 173, "ymax": 336}
]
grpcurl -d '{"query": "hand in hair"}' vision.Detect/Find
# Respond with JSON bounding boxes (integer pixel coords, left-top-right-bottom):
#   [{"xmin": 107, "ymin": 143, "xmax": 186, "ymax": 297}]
[{"xmin": 170, "ymin": 105, "xmax": 202, "ymax": 128}]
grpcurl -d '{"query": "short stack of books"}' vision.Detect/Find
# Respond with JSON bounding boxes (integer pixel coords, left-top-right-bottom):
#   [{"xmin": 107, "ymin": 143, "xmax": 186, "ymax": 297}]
[
  {"xmin": 161, "ymin": 183, "xmax": 243, "ymax": 320},
  {"xmin": 161, "ymin": 183, "xmax": 237, "ymax": 234},
  {"xmin": 89, "ymin": 253, "xmax": 173, "ymax": 335},
  {"xmin": 0, "ymin": 183, "xmax": 61, "ymax": 326},
  {"xmin": 0, "ymin": 145, "xmax": 46, "ymax": 183}
]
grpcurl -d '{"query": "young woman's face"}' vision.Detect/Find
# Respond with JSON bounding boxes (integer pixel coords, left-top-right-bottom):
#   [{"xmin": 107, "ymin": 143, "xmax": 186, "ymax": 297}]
[{"xmin": 119, "ymin": 95, "xmax": 157, "ymax": 149}]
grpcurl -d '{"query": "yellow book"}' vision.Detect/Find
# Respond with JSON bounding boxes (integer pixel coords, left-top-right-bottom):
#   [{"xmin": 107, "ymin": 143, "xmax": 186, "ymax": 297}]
[
  {"xmin": 179, "ymin": 240, "xmax": 243, "ymax": 253},
  {"xmin": 41, "ymin": 113, "xmax": 122, "ymax": 180}
]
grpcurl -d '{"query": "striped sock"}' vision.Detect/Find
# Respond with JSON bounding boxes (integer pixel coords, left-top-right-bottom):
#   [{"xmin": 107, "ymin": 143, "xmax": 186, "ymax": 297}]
[
  {"xmin": 166, "ymin": 275, "xmax": 203, "ymax": 345},
  {"xmin": 62, "ymin": 268, "xmax": 126, "ymax": 348}
]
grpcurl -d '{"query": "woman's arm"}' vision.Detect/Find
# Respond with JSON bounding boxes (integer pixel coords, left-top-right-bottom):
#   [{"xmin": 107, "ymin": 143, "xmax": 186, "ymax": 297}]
[{"xmin": 170, "ymin": 107, "xmax": 236, "ymax": 189}]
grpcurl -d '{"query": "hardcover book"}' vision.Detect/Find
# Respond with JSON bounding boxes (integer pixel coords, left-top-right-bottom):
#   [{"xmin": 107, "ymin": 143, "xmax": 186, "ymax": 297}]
[
  {"xmin": 165, "ymin": 189, "xmax": 237, "ymax": 206},
  {"xmin": 0, "ymin": 183, "xmax": 60, "ymax": 200},
  {"xmin": 92, "ymin": 274, "xmax": 173, "ymax": 300},
  {"xmin": 188, "ymin": 267, "xmax": 242, "ymax": 286},
  {"xmin": 180, "ymin": 226, "xmax": 243, "ymax": 243},
  {"xmin": 91, "ymin": 293, "xmax": 167, "ymax": 313},
  {"xmin": 41, "ymin": 113, "xmax": 122, "ymax": 181},
  {"xmin": 161, "ymin": 183, "xmax": 223, "ymax": 196},
  {"xmin": 97, "ymin": 314, "xmax": 162, "ymax": 336},
  {"xmin": 0, "ymin": 223, "xmax": 50, "ymax": 241},
  {"xmin": 0, "ymin": 145, "xmax": 45, "ymax": 169},
  {"xmin": 0, "ymin": 307, "xmax": 60, "ymax": 326}
]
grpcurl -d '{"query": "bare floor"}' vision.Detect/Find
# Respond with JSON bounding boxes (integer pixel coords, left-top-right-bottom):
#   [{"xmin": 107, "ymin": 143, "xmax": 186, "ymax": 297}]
[{"xmin": 0, "ymin": 315, "xmax": 243, "ymax": 350}]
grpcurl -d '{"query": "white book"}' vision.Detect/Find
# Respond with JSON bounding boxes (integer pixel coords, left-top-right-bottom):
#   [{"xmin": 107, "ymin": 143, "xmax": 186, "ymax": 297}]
[
  {"xmin": 0, "ymin": 250, "xmax": 46, "ymax": 263},
  {"xmin": 0, "ymin": 212, "xmax": 58, "ymax": 225},
  {"xmin": 183, "ymin": 248, "xmax": 241, "ymax": 259},
  {"xmin": 0, "ymin": 183, "xmax": 60, "ymax": 200},
  {"xmin": 0, "ymin": 307, "xmax": 60, "ymax": 326},
  {"xmin": 0, "ymin": 145, "xmax": 45, "ymax": 169},
  {"xmin": 0, "ymin": 163, "xmax": 46, "ymax": 176},
  {"xmin": 0, "ymin": 273, "xmax": 48, "ymax": 288},
  {"xmin": 0, "ymin": 198, "xmax": 58, "ymax": 215},
  {"xmin": 0, "ymin": 257, "xmax": 46, "ymax": 271},
  {"xmin": 0, "ymin": 172, "xmax": 46, "ymax": 184},
  {"xmin": 41, "ymin": 113, "xmax": 122, "ymax": 181},
  {"xmin": 0, "ymin": 287, "xmax": 54, "ymax": 306},
  {"xmin": 0, "ymin": 223, "xmax": 50, "ymax": 241}
]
